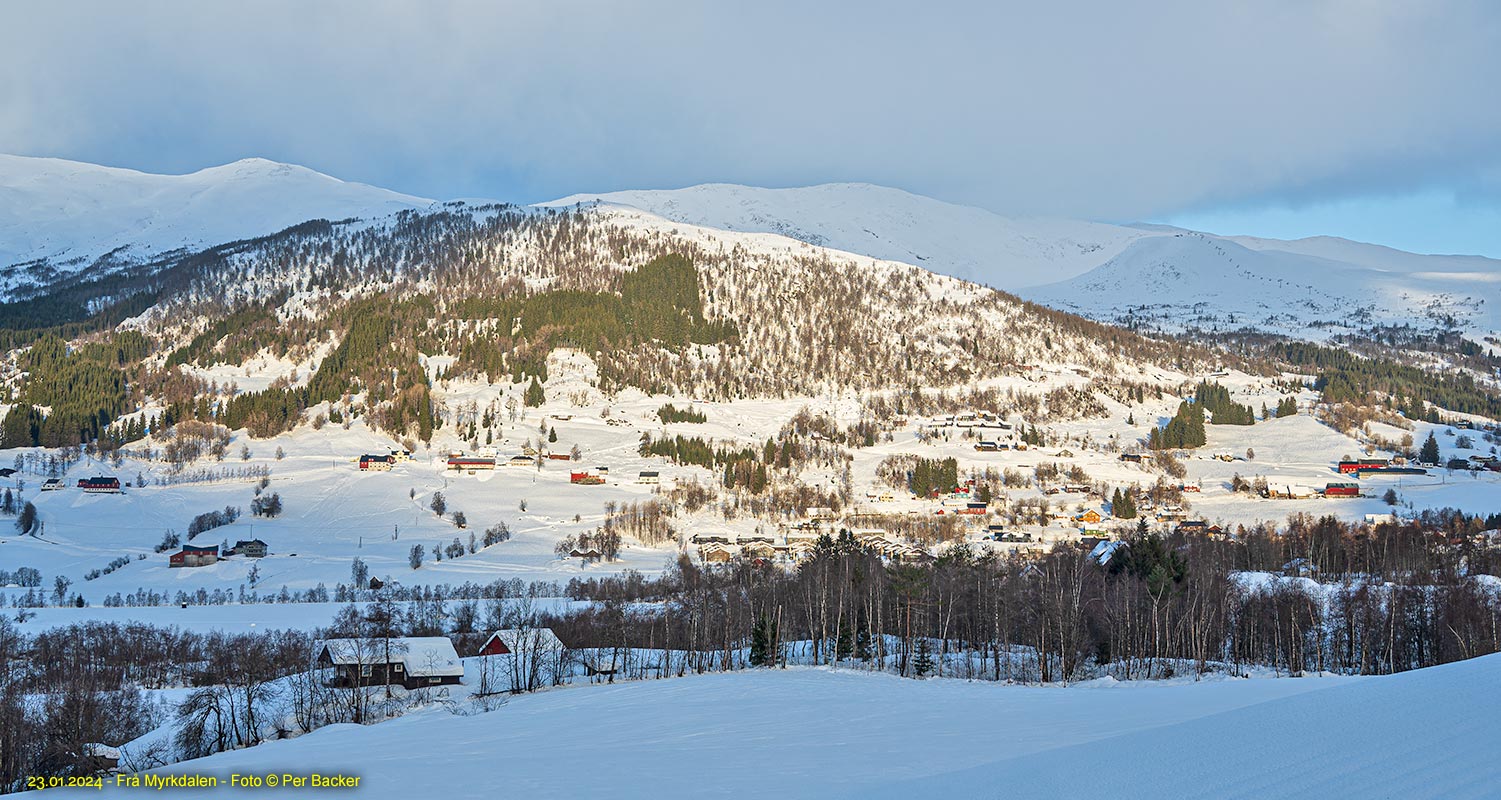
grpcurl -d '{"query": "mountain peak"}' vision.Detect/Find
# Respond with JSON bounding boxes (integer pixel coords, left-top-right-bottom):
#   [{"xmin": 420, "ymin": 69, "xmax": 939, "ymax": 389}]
[{"xmin": 0, "ymin": 153, "xmax": 432, "ymax": 280}]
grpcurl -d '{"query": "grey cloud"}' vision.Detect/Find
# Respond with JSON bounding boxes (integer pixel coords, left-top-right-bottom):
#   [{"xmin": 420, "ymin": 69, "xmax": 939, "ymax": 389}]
[{"xmin": 1, "ymin": 0, "xmax": 1498, "ymax": 219}]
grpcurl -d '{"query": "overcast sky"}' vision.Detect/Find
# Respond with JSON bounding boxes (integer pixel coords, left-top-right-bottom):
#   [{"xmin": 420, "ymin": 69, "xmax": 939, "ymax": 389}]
[{"xmin": 4, "ymin": 1, "xmax": 1500, "ymax": 256}]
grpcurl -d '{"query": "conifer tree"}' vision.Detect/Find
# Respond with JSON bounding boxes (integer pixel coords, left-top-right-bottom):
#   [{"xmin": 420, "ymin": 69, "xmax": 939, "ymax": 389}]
[
  {"xmin": 913, "ymin": 638, "xmax": 934, "ymax": 677},
  {"xmin": 1420, "ymin": 432, "xmax": 1441, "ymax": 465},
  {"xmin": 750, "ymin": 613, "xmax": 778, "ymax": 667},
  {"xmin": 524, "ymin": 378, "xmax": 546, "ymax": 407}
]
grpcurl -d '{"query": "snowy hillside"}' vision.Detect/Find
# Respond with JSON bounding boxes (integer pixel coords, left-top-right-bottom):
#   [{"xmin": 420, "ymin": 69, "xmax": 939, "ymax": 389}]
[
  {"xmin": 1229, "ymin": 233, "xmax": 1501, "ymax": 276},
  {"xmin": 1024, "ymin": 231, "xmax": 1501, "ymax": 338},
  {"xmin": 4, "ymin": 151, "xmax": 1494, "ymax": 343},
  {"xmin": 865, "ymin": 653, "xmax": 1501, "ymax": 799},
  {"xmin": 151, "ymin": 657, "xmax": 1497, "ymax": 799},
  {"xmin": 547, "ymin": 183, "xmax": 1501, "ymax": 342},
  {"xmin": 0, "ymin": 154, "xmax": 431, "ymax": 294},
  {"xmin": 545, "ymin": 182, "xmax": 1152, "ymax": 289}
]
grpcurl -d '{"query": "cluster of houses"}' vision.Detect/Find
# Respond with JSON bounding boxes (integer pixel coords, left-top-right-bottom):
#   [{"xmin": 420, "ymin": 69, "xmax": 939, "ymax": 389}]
[
  {"xmin": 985, "ymin": 524, "xmax": 1033, "ymax": 543},
  {"xmin": 1448, "ymin": 455, "xmax": 1500, "ymax": 472},
  {"xmin": 695, "ymin": 535, "xmax": 778, "ymax": 563},
  {"xmin": 168, "ymin": 538, "xmax": 268, "ymax": 568},
  {"xmin": 691, "ymin": 526, "xmax": 937, "ymax": 565},
  {"xmin": 316, "ymin": 628, "xmax": 566, "ymax": 690},
  {"xmin": 848, "ymin": 530, "xmax": 935, "ymax": 562},
  {"xmin": 358, "ymin": 450, "xmax": 412, "ymax": 471},
  {"xmin": 38, "ymin": 476, "xmax": 123, "ymax": 493},
  {"xmin": 438, "ymin": 450, "xmax": 665, "ymax": 486},
  {"xmin": 1338, "ymin": 454, "xmax": 1501, "ymax": 476},
  {"xmin": 1336, "ymin": 457, "xmax": 1428, "ymax": 477},
  {"xmin": 1258, "ymin": 482, "xmax": 1365, "ymax": 500},
  {"xmin": 933, "ymin": 411, "xmax": 1011, "ymax": 430}
]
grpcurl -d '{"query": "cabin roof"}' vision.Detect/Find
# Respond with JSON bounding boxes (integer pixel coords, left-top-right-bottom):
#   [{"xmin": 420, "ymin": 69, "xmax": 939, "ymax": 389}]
[{"xmin": 319, "ymin": 636, "xmax": 464, "ymax": 677}]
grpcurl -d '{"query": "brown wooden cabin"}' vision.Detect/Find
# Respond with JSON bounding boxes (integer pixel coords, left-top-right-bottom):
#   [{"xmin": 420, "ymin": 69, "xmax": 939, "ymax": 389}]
[{"xmin": 317, "ymin": 637, "xmax": 464, "ymax": 690}]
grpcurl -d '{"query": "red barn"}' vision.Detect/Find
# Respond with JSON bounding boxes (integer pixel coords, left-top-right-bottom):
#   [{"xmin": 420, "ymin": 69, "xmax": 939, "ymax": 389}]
[
  {"xmin": 169, "ymin": 545, "xmax": 219, "ymax": 568},
  {"xmin": 476, "ymin": 628, "xmax": 566, "ymax": 657},
  {"xmin": 77, "ymin": 476, "xmax": 121, "ymax": 493},
  {"xmin": 1324, "ymin": 482, "xmax": 1359, "ymax": 498}
]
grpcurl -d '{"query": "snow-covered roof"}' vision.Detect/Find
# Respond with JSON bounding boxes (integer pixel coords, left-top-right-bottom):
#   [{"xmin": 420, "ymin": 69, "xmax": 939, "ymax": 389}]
[
  {"xmin": 84, "ymin": 743, "xmax": 121, "ymax": 759},
  {"xmin": 320, "ymin": 636, "xmax": 464, "ymax": 677},
  {"xmin": 482, "ymin": 628, "xmax": 566, "ymax": 653},
  {"xmin": 1089, "ymin": 539, "xmax": 1127, "ymax": 566}
]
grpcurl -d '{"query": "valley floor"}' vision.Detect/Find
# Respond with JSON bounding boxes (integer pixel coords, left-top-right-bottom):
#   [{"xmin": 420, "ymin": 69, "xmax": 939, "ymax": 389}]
[
  {"xmin": 137, "ymin": 655, "xmax": 1498, "ymax": 799},
  {"xmin": 5, "ymin": 374, "xmax": 1498, "ymax": 610}
]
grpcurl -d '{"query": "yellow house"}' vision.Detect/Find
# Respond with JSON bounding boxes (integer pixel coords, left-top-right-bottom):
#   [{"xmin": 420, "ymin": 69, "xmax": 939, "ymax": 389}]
[{"xmin": 1076, "ymin": 509, "xmax": 1103, "ymax": 524}]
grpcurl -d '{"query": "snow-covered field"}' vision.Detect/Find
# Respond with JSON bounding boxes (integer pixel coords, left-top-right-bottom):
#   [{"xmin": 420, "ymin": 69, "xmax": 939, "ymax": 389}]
[
  {"xmin": 3, "ymin": 366, "xmax": 1497, "ymax": 613},
  {"xmin": 134, "ymin": 655, "xmax": 1497, "ymax": 799}
]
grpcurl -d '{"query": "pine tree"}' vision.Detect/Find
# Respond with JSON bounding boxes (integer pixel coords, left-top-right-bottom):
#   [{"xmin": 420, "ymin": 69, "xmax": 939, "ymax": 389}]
[
  {"xmin": 835, "ymin": 625, "xmax": 854, "ymax": 661},
  {"xmin": 913, "ymin": 638, "xmax": 934, "ymax": 677},
  {"xmin": 15, "ymin": 501, "xmax": 38, "ymax": 535},
  {"xmin": 1420, "ymin": 432, "xmax": 1441, "ymax": 465},
  {"xmin": 750, "ymin": 613, "xmax": 778, "ymax": 667},
  {"xmin": 524, "ymin": 378, "xmax": 546, "ymax": 407},
  {"xmin": 855, "ymin": 624, "xmax": 872, "ymax": 661}
]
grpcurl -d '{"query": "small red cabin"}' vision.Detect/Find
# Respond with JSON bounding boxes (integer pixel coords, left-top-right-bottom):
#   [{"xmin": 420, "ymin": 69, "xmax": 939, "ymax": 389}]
[
  {"xmin": 475, "ymin": 628, "xmax": 566, "ymax": 657},
  {"xmin": 1324, "ymin": 482, "xmax": 1359, "ymax": 498}
]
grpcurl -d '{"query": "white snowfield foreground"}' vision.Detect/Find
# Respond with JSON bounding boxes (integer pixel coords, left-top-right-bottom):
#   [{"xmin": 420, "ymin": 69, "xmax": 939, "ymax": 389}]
[{"xmin": 158, "ymin": 655, "xmax": 1497, "ymax": 799}]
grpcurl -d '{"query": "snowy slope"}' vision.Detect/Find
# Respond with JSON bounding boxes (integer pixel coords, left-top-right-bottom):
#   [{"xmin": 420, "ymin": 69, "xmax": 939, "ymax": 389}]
[
  {"xmin": 151, "ymin": 667, "xmax": 1350, "ymax": 799},
  {"xmin": 866, "ymin": 652, "xmax": 1501, "ymax": 799},
  {"xmin": 146, "ymin": 655, "xmax": 1501, "ymax": 799},
  {"xmin": 1230, "ymin": 233, "xmax": 1501, "ymax": 275},
  {"xmin": 547, "ymin": 183, "xmax": 1501, "ymax": 340},
  {"xmin": 1023, "ymin": 231, "xmax": 1501, "ymax": 337},
  {"xmin": 0, "ymin": 154, "xmax": 431, "ymax": 279},
  {"xmin": 545, "ymin": 183, "xmax": 1152, "ymax": 289}
]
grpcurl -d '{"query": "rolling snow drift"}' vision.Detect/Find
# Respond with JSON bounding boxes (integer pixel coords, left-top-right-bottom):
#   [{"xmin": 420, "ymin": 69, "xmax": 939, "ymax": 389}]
[{"xmin": 147, "ymin": 655, "xmax": 1497, "ymax": 799}]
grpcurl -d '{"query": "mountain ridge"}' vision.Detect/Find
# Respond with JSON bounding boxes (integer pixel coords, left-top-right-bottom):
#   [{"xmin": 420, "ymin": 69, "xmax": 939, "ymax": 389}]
[
  {"xmin": 4, "ymin": 153, "xmax": 1498, "ymax": 346},
  {"xmin": 0, "ymin": 153, "xmax": 432, "ymax": 293},
  {"xmin": 545, "ymin": 182, "xmax": 1152, "ymax": 290}
]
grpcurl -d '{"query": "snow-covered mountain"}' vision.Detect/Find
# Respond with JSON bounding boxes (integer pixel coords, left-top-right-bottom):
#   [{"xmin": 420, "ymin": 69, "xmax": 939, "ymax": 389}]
[
  {"xmin": 547, "ymin": 182, "xmax": 1501, "ymax": 342},
  {"xmin": 4, "ymin": 153, "xmax": 1496, "ymax": 343},
  {"xmin": 0, "ymin": 154, "xmax": 431, "ymax": 289},
  {"xmin": 545, "ymin": 183, "xmax": 1151, "ymax": 289},
  {"xmin": 1023, "ymin": 231, "xmax": 1501, "ymax": 338}
]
